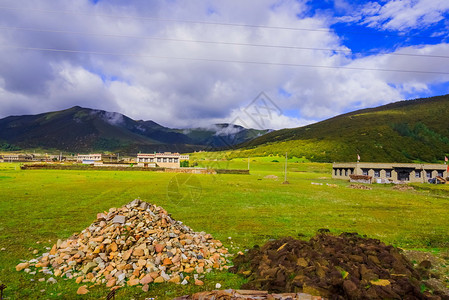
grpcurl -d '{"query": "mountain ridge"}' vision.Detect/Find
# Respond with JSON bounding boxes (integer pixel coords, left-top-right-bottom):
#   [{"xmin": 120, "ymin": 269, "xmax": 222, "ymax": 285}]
[{"xmin": 0, "ymin": 106, "xmax": 269, "ymax": 154}]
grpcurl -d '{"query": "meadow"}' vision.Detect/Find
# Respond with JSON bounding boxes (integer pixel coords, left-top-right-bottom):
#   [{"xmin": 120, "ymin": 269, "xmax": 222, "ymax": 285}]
[{"xmin": 0, "ymin": 158, "xmax": 448, "ymax": 299}]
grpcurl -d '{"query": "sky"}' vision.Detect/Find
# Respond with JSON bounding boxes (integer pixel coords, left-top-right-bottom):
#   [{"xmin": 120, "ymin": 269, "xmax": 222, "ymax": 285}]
[{"xmin": 0, "ymin": 0, "xmax": 449, "ymax": 130}]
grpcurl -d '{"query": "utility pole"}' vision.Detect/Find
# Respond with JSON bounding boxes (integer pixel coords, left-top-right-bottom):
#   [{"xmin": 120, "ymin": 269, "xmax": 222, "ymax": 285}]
[{"xmin": 283, "ymin": 152, "xmax": 289, "ymax": 184}]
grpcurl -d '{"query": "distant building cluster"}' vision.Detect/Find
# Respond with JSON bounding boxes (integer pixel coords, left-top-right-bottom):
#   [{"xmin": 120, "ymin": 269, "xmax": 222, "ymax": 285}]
[
  {"xmin": 333, "ymin": 162, "xmax": 448, "ymax": 184},
  {"xmin": 0, "ymin": 151, "xmax": 189, "ymax": 169}
]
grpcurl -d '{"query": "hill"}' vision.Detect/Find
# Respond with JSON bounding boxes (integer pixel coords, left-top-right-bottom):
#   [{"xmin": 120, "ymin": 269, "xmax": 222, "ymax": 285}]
[
  {"xmin": 0, "ymin": 106, "xmax": 268, "ymax": 154},
  {"xmin": 234, "ymin": 94, "xmax": 449, "ymax": 163}
]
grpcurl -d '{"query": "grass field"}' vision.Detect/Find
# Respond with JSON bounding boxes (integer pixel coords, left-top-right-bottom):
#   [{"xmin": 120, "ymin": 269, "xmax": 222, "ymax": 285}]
[{"xmin": 0, "ymin": 160, "xmax": 449, "ymax": 299}]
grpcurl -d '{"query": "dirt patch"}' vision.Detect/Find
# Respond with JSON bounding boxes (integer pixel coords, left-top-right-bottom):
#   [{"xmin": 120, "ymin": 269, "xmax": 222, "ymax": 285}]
[
  {"xmin": 348, "ymin": 184, "xmax": 372, "ymax": 190},
  {"xmin": 393, "ymin": 185, "xmax": 415, "ymax": 191},
  {"xmin": 264, "ymin": 175, "xmax": 279, "ymax": 180},
  {"xmin": 230, "ymin": 233, "xmax": 449, "ymax": 299}
]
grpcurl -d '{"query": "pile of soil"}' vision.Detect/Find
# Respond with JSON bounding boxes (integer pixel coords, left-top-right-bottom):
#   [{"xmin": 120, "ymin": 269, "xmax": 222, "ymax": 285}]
[
  {"xmin": 16, "ymin": 199, "xmax": 230, "ymax": 293},
  {"xmin": 230, "ymin": 233, "xmax": 448, "ymax": 299}
]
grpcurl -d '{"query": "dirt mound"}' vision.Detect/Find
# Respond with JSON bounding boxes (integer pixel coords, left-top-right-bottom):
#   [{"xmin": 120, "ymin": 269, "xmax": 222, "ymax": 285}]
[
  {"xmin": 17, "ymin": 199, "xmax": 230, "ymax": 292},
  {"xmin": 348, "ymin": 184, "xmax": 372, "ymax": 190},
  {"xmin": 230, "ymin": 233, "xmax": 448, "ymax": 299}
]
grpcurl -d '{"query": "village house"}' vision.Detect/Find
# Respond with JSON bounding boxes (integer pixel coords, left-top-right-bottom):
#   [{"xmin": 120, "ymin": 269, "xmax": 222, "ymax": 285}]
[
  {"xmin": 77, "ymin": 153, "xmax": 103, "ymax": 164},
  {"xmin": 332, "ymin": 162, "xmax": 448, "ymax": 183},
  {"xmin": 1, "ymin": 153, "xmax": 34, "ymax": 162},
  {"xmin": 136, "ymin": 152, "xmax": 189, "ymax": 168}
]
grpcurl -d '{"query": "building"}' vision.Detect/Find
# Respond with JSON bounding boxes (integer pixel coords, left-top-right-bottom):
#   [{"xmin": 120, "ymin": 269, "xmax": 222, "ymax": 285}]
[
  {"xmin": 77, "ymin": 154, "xmax": 103, "ymax": 164},
  {"xmin": 332, "ymin": 162, "xmax": 448, "ymax": 183},
  {"xmin": 136, "ymin": 152, "xmax": 189, "ymax": 168},
  {"xmin": 1, "ymin": 153, "xmax": 34, "ymax": 162}
]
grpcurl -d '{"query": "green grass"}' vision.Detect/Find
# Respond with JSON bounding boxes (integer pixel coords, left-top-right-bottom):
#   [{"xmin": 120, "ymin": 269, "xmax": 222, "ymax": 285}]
[{"xmin": 0, "ymin": 161, "xmax": 449, "ymax": 299}]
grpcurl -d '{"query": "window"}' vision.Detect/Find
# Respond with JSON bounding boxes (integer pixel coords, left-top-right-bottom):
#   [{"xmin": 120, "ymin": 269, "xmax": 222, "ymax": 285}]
[
  {"xmin": 426, "ymin": 171, "xmax": 432, "ymax": 178},
  {"xmin": 174, "ymin": 158, "xmax": 178, "ymax": 163},
  {"xmin": 374, "ymin": 170, "xmax": 380, "ymax": 178},
  {"xmin": 415, "ymin": 171, "xmax": 421, "ymax": 178},
  {"xmin": 362, "ymin": 169, "xmax": 369, "ymax": 176},
  {"xmin": 345, "ymin": 169, "xmax": 348, "ymax": 176},
  {"xmin": 157, "ymin": 158, "xmax": 161, "ymax": 162},
  {"xmin": 438, "ymin": 170, "xmax": 444, "ymax": 177},
  {"xmin": 385, "ymin": 170, "xmax": 392, "ymax": 178},
  {"xmin": 339, "ymin": 169, "xmax": 343, "ymax": 176},
  {"xmin": 150, "ymin": 158, "xmax": 154, "ymax": 162},
  {"xmin": 169, "ymin": 158, "xmax": 173, "ymax": 163},
  {"xmin": 163, "ymin": 158, "xmax": 167, "ymax": 162}
]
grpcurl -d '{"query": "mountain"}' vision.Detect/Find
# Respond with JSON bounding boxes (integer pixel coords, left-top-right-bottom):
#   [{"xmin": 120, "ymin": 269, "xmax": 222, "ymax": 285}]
[
  {"xmin": 236, "ymin": 94, "xmax": 449, "ymax": 163},
  {"xmin": 0, "ymin": 106, "xmax": 269, "ymax": 154}
]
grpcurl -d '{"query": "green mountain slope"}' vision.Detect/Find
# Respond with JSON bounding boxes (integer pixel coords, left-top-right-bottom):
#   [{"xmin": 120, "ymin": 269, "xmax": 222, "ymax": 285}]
[{"xmin": 235, "ymin": 94, "xmax": 449, "ymax": 163}]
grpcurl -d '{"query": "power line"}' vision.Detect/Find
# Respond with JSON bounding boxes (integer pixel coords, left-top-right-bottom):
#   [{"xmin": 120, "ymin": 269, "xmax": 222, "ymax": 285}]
[
  {"xmin": 0, "ymin": 6, "xmax": 445, "ymax": 40},
  {"xmin": 1, "ymin": 26, "xmax": 448, "ymax": 59},
  {"xmin": 2, "ymin": 45, "xmax": 449, "ymax": 75}
]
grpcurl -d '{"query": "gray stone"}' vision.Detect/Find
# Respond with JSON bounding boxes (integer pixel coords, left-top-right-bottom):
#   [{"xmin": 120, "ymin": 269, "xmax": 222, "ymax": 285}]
[{"xmin": 112, "ymin": 215, "xmax": 126, "ymax": 224}]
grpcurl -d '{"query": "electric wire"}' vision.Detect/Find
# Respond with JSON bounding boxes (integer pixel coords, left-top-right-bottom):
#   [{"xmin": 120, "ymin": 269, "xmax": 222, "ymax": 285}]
[{"xmin": 3, "ymin": 45, "xmax": 449, "ymax": 75}]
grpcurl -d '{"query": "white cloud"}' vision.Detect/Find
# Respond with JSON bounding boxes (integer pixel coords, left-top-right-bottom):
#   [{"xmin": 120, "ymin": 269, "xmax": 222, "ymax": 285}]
[
  {"xmin": 358, "ymin": 0, "xmax": 449, "ymax": 31},
  {"xmin": 0, "ymin": 0, "xmax": 448, "ymax": 130}
]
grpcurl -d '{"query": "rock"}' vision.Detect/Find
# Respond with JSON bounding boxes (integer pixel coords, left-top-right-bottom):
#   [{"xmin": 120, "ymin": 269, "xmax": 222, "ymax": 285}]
[
  {"xmin": 215, "ymin": 283, "xmax": 222, "ymax": 289},
  {"xmin": 140, "ymin": 274, "xmax": 153, "ymax": 285},
  {"xmin": 16, "ymin": 262, "xmax": 29, "ymax": 271},
  {"xmin": 128, "ymin": 278, "xmax": 140, "ymax": 286},
  {"xmin": 181, "ymin": 279, "xmax": 188, "ymax": 285},
  {"xmin": 154, "ymin": 276, "xmax": 165, "ymax": 283},
  {"xmin": 47, "ymin": 277, "xmax": 57, "ymax": 284},
  {"xmin": 142, "ymin": 284, "xmax": 149, "ymax": 292},
  {"xmin": 106, "ymin": 278, "xmax": 116, "ymax": 288},
  {"xmin": 155, "ymin": 243, "xmax": 165, "ymax": 253},
  {"xmin": 169, "ymin": 275, "xmax": 181, "ymax": 284},
  {"xmin": 82, "ymin": 262, "xmax": 97, "ymax": 274},
  {"xmin": 112, "ymin": 215, "xmax": 126, "ymax": 224},
  {"xmin": 195, "ymin": 279, "xmax": 204, "ymax": 286},
  {"xmin": 77, "ymin": 285, "xmax": 89, "ymax": 295}
]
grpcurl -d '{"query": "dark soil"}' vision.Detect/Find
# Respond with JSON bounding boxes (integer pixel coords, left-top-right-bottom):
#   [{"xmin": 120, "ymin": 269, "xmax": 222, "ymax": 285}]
[{"xmin": 230, "ymin": 233, "xmax": 449, "ymax": 300}]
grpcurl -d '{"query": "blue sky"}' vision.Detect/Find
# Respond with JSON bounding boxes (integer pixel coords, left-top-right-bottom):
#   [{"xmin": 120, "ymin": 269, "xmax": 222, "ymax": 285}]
[{"xmin": 0, "ymin": 0, "xmax": 448, "ymax": 129}]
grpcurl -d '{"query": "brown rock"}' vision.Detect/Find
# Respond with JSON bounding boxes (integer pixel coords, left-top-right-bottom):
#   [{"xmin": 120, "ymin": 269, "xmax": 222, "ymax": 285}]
[
  {"xmin": 142, "ymin": 284, "xmax": 149, "ymax": 292},
  {"xmin": 140, "ymin": 274, "xmax": 154, "ymax": 285},
  {"xmin": 163, "ymin": 258, "xmax": 172, "ymax": 266},
  {"xmin": 77, "ymin": 285, "xmax": 89, "ymax": 295},
  {"xmin": 133, "ymin": 248, "xmax": 144, "ymax": 256},
  {"xmin": 128, "ymin": 278, "xmax": 140, "ymax": 286},
  {"xmin": 155, "ymin": 243, "xmax": 165, "ymax": 253},
  {"xmin": 154, "ymin": 276, "xmax": 165, "ymax": 283},
  {"xmin": 106, "ymin": 278, "xmax": 116, "ymax": 288},
  {"xmin": 15, "ymin": 262, "xmax": 29, "ymax": 271},
  {"xmin": 195, "ymin": 279, "xmax": 204, "ymax": 286}
]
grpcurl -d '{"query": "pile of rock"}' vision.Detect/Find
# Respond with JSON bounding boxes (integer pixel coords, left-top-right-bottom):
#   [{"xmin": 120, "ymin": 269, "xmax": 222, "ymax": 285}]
[
  {"xmin": 17, "ymin": 199, "xmax": 230, "ymax": 292},
  {"xmin": 348, "ymin": 184, "xmax": 372, "ymax": 190},
  {"xmin": 230, "ymin": 233, "xmax": 448, "ymax": 299}
]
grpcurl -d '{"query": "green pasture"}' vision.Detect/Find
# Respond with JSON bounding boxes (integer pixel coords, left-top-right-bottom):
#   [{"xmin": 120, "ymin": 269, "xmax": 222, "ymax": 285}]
[{"xmin": 0, "ymin": 160, "xmax": 448, "ymax": 299}]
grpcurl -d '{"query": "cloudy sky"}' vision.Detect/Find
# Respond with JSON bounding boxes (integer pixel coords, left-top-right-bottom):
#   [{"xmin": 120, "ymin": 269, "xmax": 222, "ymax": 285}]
[{"xmin": 1, "ymin": 0, "xmax": 449, "ymax": 129}]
